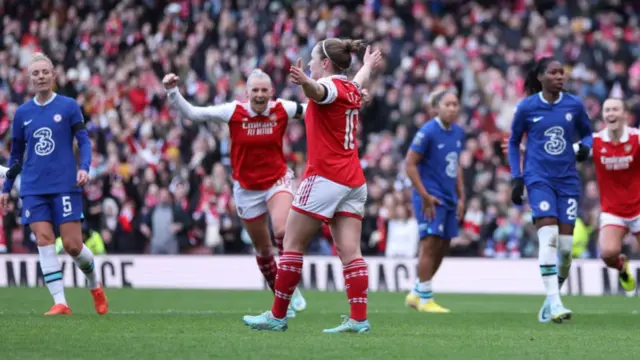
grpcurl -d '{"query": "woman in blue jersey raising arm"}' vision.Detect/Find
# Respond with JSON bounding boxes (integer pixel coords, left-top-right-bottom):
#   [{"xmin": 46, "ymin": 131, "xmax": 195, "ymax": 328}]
[
  {"xmin": 508, "ymin": 57, "xmax": 593, "ymax": 324},
  {"xmin": 404, "ymin": 89, "xmax": 465, "ymax": 313}
]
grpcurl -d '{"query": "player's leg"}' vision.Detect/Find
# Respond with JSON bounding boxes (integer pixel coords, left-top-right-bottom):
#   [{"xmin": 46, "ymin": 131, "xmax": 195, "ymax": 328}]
[
  {"xmin": 598, "ymin": 219, "xmax": 634, "ymax": 294},
  {"xmin": 267, "ymin": 183, "xmax": 307, "ymax": 313},
  {"xmin": 23, "ymin": 195, "xmax": 70, "ymax": 315},
  {"xmin": 556, "ymin": 194, "xmax": 579, "ymax": 290},
  {"xmin": 243, "ymin": 175, "xmax": 342, "ymax": 331},
  {"xmin": 234, "ymin": 184, "xmax": 279, "ymax": 293},
  {"xmin": 56, "ymin": 193, "xmax": 108, "ymax": 315},
  {"xmin": 323, "ymin": 184, "xmax": 370, "ymax": 333},
  {"xmin": 528, "ymin": 182, "xmax": 570, "ymax": 323},
  {"xmin": 267, "ymin": 169, "xmax": 294, "ymax": 256},
  {"xmin": 406, "ymin": 196, "xmax": 450, "ymax": 313}
]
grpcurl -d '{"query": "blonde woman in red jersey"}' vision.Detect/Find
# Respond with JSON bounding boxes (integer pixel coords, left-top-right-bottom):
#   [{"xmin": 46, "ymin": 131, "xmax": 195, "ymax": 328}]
[
  {"xmin": 163, "ymin": 70, "xmax": 307, "ymax": 317},
  {"xmin": 590, "ymin": 98, "xmax": 640, "ymax": 296},
  {"xmin": 243, "ymin": 39, "xmax": 381, "ymax": 333}
]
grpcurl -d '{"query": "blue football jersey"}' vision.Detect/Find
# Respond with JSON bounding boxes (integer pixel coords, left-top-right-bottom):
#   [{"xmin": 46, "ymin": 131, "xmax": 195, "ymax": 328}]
[
  {"xmin": 409, "ymin": 118, "xmax": 465, "ymax": 209},
  {"xmin": 7, "ymin": 94, "xmax": 88, "ymax": 196},
  {"xmin": 508, "ymin": 92, "xmax": 593, "ymax": 191}
]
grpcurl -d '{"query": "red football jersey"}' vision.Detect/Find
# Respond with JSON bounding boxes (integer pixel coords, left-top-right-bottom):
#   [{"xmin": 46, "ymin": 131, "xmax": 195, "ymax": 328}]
[
  {"xmin": 303, "ymin": 75, "xmax": 365, "ymax": 187},
  {"xmin": 226, "ymin": 101, "xmax": 295, "ymax": 190},
  {"xmin": 592, "ymin": 126, "xmax": 640, "ymax": 218}
]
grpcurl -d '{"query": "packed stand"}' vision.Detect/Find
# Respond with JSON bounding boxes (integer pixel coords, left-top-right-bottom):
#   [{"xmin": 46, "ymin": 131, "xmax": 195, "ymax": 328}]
[{"xmin": 0, "ymin": 0, "xmax": 639, "ymax": 258}]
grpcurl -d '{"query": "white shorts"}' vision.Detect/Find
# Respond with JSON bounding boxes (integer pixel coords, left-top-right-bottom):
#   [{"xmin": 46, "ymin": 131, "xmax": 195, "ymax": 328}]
[
  {"xmin": 600, "ymin": 212, "xmax": 640, "ymax": 235},
  {"xmin": 234, "ymin": 169, "xmax": 294, "ymax": 221},
  {"xmin": 292, "ymin": 175, "xmax": 366, "ymax": 221}
]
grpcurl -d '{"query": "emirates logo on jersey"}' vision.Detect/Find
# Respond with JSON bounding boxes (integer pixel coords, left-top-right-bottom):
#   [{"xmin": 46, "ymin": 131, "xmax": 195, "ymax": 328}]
[{"xmin": 600, "ymin": 155, "xmax": 633, "ymax": 170}]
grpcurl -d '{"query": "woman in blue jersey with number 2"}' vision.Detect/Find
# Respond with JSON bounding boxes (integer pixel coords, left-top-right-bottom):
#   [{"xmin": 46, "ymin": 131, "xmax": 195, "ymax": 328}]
[
  {"xmin": 404, "ymin": 89, "xmax": 465, "ymax": 314},
  {"xmin": 508, "ymin": 57, "xmax": 593, "ymax": 324}
]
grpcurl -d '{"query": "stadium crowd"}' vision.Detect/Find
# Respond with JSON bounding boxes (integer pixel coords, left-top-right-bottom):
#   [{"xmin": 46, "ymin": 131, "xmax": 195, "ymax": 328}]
[{"xmin": 1, "ymin": 0, "xmax": 639, "ymax": 258}]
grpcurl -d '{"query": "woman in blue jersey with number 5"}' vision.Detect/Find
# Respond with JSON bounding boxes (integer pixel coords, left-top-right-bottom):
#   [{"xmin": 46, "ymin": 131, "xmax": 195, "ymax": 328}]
[
  {"xmin": 404, "ymin": 89, "xmax": 465, "ymax": 313},
  {"xmin": 508, "ymin": 57, "xmax": 593, "ymax": 324}
]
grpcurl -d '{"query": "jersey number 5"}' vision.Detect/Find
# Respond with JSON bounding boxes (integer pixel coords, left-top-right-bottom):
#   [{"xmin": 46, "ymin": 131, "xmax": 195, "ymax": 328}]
[
  {"xmin": 62, "ymin": 196, "xmax": 73, "ymax": 214},
  {"xmin": 344, "ymin": 109, "xmax": 358, "ymax": 150}
]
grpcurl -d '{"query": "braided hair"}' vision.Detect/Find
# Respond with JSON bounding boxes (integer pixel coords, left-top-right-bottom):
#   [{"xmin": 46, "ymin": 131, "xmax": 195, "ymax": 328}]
[{"xmin": 523, "ymin": 57, "xmax": 563, "ymax": 96}]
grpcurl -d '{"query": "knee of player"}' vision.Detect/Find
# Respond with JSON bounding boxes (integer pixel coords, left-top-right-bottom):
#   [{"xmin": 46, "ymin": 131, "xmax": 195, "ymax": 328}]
[
  {"xmin": 62, "ymin": 239, "xmax": 84, "ymax": 257},
  {"xmin": 34, "ymin": 231, "xmax": 56, "ymax": 246},
  {"xmin": 599, "ymin": 246, "xmax": 619, "ymax": 261}
]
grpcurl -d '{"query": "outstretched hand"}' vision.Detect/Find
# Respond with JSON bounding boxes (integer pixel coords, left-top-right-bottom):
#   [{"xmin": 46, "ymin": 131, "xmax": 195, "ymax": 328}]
[
  {"xmin": 289, "ymin": 58, "xmax": 311, "ymax": 86},
  {"xmin": 362, "ymin": 45, "xmax": 382, "ymax": 69}
]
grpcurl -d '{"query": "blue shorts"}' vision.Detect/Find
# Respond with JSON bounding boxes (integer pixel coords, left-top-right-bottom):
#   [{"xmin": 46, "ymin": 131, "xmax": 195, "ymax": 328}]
[
  {"xmin": 21, "ymin": 193, "xmax": 83, "ymax": 226},
  {"xmin": 527, "ymin": 182, "xmax": 579, "ymax": 225},
  {"xmin": 412, "ymin": 198, "xmax": 458, "ymax": 240}
]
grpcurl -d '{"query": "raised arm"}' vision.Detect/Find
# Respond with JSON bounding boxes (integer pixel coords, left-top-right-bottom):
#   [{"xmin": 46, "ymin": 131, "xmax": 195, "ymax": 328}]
[
  {"xmin": 279, "ymin": 99, "xmax": 306, "ymax": 120},
  {"xmin": 163, "ymin": 74, "xmax": 234, "ymax": 123},
  {"xmin": 352, "ymin": 46, "xmax": 381, "ymax": 90}
]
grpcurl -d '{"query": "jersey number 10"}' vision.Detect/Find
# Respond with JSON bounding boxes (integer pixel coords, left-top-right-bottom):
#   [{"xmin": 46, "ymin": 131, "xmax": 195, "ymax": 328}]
[{"xmin": 344, "ymin": 109, "xmax": 358, "ymax": 150}]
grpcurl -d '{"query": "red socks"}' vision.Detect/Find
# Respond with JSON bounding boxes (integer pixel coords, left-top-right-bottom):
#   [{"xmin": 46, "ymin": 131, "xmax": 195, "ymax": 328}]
[
  {"xmin": 343, "ymin": 258, "xmax": 368, "ymax": 321},
  {"xmin": 256, "ymin": 255, "xmax": 278, "ymax": 292},
  {"xmin": 615, "ymin": 255, "xmax": 625, "ymax": 272},
  {"xmin": 271, "ymin": 251, "xmax": 303, "ymax": 319}
]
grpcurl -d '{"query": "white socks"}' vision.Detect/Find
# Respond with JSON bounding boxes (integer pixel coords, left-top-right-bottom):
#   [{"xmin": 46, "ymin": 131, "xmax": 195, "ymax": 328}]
[
  {"xmin": 412, "ymin": 279, "xmax": 433, "ymax": 304},
  {"xmin": 73, "ymin": 244, "xmax": 99, "ymax": 289},
  {"xmin": 38, "ymin": 245, "xmax": 67, "ymax": 305},
  {"xmin": 557, "ymin": 235, "xmax": 573, "ymax": 289},
  {"xmin": 537, "ymin": 225, "xmax": 561, "ymax": 306}
]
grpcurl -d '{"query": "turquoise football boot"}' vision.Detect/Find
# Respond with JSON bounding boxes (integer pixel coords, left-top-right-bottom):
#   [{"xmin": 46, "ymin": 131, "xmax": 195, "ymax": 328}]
[
  {"xmin": 323, "ymin": 315, "xmax": 371, "ymax": 334},
  {"xmin": 243, "ymin": 311, "xmax": 288, "ymax": 332}
]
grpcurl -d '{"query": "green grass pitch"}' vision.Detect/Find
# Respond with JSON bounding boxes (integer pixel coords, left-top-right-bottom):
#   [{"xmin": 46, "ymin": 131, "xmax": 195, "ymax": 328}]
[{"xmin": 0, "ymin": 288, "xmax": 638, "ymax": 359}]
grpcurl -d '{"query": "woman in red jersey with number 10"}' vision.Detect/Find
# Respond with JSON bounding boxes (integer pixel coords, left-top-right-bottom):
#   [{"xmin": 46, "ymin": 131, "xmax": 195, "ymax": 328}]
[
  {"xmin": 243, "ymin": 38, "xmax": 381, "ymax": 334},
  {"xmin": 163, "ymin": 69, "xmax": 307, "ymax": 318}
]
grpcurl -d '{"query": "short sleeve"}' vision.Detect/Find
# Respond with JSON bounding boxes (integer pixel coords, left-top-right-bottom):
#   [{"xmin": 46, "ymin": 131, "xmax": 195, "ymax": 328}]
[
  {"xmin": 410, "ymin": 127, "xmax": 430, "ymax": 156},
  {"xmin": 316, "ymin": 78, "xmax": 339, "ymax": 105},
  {"xmin": 279, "ymin": 99, "xmax": 300, "ymax": 119}
]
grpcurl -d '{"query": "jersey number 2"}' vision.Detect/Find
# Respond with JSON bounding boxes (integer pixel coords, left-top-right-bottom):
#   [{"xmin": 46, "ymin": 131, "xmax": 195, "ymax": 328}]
[
  {"xmin": 566, "ymin": 198, "xmax": 577, "ymax": 221},
  {"xmin": 344, "ymin": 109, "xmax": 358, "ymax": 150}
]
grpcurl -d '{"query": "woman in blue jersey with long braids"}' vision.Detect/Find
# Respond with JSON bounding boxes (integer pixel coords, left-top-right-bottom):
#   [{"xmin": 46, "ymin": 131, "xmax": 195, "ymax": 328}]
[
  {"xmin": 404, "ymin": 89, "xmax": 465, "ymax": 313},
  {"xmin": 508, "ymin": 57, "xmax": 593, "ymax": 324}
]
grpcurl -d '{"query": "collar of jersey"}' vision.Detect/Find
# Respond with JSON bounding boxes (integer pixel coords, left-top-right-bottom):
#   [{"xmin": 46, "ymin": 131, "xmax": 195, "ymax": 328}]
[
  {"xmin": 538, "ymin": 91, "xmax": 563, "ymax": 104},
  {"xmin": 243, "ymin": 101, "xmax": 274, "ymax": 117},
  {"xmin": 601, "ymin": 125, "xmax": 629, "ymax": 143},
  {"xmin": 434, "ymin": 117, "xmax": 451, "ymax": 131},
  {"xmin": 32, "ymin": 92, "xmax": 57, "ymax": 106}
]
